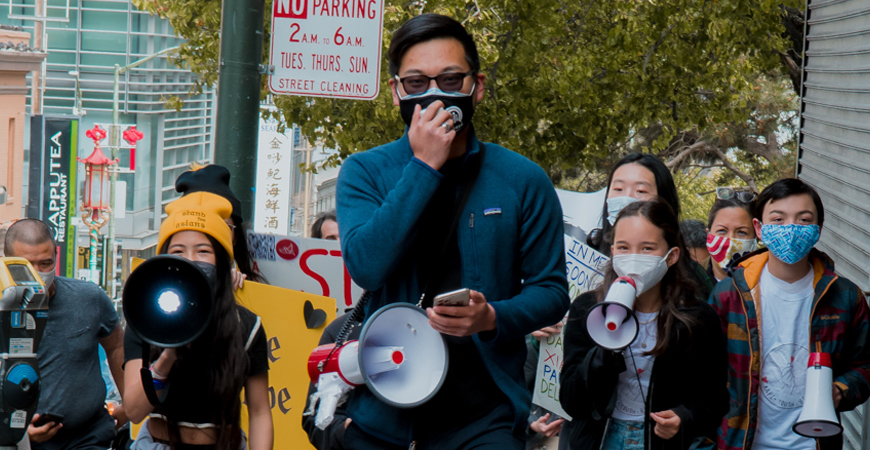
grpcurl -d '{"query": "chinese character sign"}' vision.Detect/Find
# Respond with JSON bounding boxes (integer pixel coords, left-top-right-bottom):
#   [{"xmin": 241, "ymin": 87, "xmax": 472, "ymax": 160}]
[{"xmin": 255, "ymin": 113, "xmax": 293, "ymax": 235}]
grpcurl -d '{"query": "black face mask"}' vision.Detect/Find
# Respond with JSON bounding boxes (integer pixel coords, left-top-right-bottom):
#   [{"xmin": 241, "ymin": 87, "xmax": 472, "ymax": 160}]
[
  {"xmin": 399, "ymin": 89, "xmax": 475, "ymax": 135},
  {"xmin": 192, "ymin": 261, "xmax": 218, "ymax": 288}
]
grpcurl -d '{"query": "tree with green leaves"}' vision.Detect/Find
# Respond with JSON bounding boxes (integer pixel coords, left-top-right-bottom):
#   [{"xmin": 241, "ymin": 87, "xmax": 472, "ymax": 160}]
[{"xmin": 134, "ymin": 0, "xmax": 801, "ymax": 182}]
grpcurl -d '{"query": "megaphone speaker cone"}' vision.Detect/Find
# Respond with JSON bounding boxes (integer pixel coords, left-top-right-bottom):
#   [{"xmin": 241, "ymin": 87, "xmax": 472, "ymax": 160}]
[
  {"xmin": 793, "ymin": 353, "xmax": 842, "ymax": 438},
  {"xmin": 586, "ymin": 302, "xmax": 638, "ymax": 350},
  {"xmin": 358, "ymin": 303, "xmax": 448, "ymax": 408},
  {"xmin": 122, "ymin": 255, "xmax": 214, "ymax": 348}
]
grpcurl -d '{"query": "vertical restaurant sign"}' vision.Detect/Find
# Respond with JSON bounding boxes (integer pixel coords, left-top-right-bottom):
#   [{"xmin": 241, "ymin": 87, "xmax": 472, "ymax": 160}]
[
  {"xmin": 268, "ymin": 0, "xmax": 384, "ymax": 99},
  {"xmin": 29, "ymin": 117, "xmax": 78, "ymax": 278},
  {"xmin": 254, "ymin": 111, "xmax": 292, "ymax": 236}
]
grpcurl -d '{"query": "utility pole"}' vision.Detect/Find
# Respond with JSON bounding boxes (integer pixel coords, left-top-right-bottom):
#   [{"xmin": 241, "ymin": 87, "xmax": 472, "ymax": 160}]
[{"xmin": 214, "ymin": 0, "xmax": 267, "ymax": 222}]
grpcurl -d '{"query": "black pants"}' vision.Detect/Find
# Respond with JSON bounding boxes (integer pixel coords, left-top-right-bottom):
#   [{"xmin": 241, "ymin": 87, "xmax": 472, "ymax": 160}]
[{"xmin": 343, "ymin": 402, "xmax": 523, "ymax": 450}]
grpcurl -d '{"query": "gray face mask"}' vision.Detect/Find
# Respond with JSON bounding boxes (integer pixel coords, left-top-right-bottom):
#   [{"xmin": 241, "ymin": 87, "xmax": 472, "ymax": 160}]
[{"xmin": 37, "ymin": 270, "xmax": 55, "ymax": 288}]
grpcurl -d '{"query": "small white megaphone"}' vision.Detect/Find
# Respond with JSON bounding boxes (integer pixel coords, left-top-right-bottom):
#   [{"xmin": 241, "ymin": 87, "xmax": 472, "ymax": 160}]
[
  {"xmin": 585, "ymin": 276, "xmax": 639, "ymax": 350},
  {"xmin": 306, "ymin": 303, "xmax": 448, "ymax": 429},
  {"xmin": 793, "ymin": 352, "xmax": 843, "ymax": 438}
]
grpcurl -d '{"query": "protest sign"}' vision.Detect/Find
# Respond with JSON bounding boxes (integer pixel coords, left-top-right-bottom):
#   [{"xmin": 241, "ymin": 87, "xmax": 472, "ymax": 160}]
[
  {"xmin": 239, "ymin": 282, "xmax": 336, "ymax": 449},
  {"xmin": 531, "ymin": 189, "xmax": 609, "ymax": 419},
  {"xmin": 248, "ymin": 232, "xmax": 364, "ymax": 312}
]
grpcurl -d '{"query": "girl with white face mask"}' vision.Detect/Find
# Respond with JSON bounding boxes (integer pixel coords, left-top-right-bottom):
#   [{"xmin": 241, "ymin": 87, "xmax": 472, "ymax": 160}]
[
  {"xmin": 560, "ymin": 199, "xmax": 729, "ymax": 450},
  {"xmin": 705, "ymin": 197, "xmax": 758, "ymax": 282}
]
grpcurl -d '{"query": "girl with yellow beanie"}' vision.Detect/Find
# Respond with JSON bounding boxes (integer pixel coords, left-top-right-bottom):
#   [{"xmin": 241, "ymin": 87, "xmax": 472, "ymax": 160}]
[{"xmin": 122, "ymin": 192, "xmax": 273, "ymax": 450}]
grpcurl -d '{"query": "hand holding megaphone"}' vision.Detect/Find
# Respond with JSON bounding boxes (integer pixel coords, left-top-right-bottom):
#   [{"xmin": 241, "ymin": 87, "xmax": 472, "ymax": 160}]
[
  {"xmin": 585, "ymin": 277, "xmax": 640, "ymax": 350},
  {"xmin": 306, "ymin": 304, "xmax": 449, "ymax": 429}
]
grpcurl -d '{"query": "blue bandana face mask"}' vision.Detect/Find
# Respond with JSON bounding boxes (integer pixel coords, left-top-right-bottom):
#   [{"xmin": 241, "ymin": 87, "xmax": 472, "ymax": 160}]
[
  {"xmin": 761, "ymin": 224, "xmax": 820, "ymax": 264},
  {"xmin": 606, "ymin": 196, "xmax": 639, "ymax": 225}
]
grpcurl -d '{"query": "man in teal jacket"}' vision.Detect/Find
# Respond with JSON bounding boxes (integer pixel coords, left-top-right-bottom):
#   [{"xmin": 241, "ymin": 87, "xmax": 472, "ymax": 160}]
[{"xmin": 335, "ymin": 13, "xmax": 569, "ymax": 450}]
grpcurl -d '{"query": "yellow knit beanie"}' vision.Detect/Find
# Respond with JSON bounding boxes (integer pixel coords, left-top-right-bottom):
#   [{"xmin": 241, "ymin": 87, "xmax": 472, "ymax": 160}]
[{"xmin": 157, "ymin": 192, "xmax": 234, "ymax": 260}]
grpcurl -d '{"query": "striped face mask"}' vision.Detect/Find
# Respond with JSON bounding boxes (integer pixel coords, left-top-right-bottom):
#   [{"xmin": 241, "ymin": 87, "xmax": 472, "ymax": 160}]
[{"xmin": 706, "ymin": 234, "xmax": 758, "ymax": 269}]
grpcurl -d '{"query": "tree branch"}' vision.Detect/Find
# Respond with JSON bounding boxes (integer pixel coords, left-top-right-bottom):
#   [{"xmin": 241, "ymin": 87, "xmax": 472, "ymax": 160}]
[
  {"xmin": 665, "ymin": 140, "xmax": 708, "ymax": 170},
  {"xmin": 643, "ymin": 23, "xmax": 677, "ymax": 72},
  {"xmin": 708, "ymin": 145, "xmax": 759, "ymax": 192}
]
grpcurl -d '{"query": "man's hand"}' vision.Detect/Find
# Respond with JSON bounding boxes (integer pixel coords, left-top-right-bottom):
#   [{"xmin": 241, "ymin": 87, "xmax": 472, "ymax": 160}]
[
  {"xmin": 28, "ymin": 413, "xmax": 62, "ymax": 443},
  {"xmin": 427, "ymin": 290, "xmax": 496, "ymax": 337},
  {"xmin": 650, "ymin": 410, "xmax": 681, "ymax": 440},
  {"xmin": 529, "ymin": 413, "xmax": 563, "ymax": 438},
  {"xmin": 833, "ymin": 384, "xmax": 843, "ymax": 409},
  {"xmin": 408, "ymin": 101, "xmax": 455, "ymax": 171},
  {"xmin": 532, "ymin": 322, "xmax": 563, "ymax": 340}
]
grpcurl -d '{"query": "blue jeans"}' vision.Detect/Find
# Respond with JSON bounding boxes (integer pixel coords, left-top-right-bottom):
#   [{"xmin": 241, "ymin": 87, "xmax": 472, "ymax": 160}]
[{"xmin": 601, "ymin": 418, "xmax": 644, "ymax": 450}]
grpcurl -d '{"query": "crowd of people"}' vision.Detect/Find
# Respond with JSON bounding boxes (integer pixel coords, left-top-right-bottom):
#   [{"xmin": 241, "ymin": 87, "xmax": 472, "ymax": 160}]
[{"xmin": 3, "ymin": 11, "xmax": 869, "ymax": 450}]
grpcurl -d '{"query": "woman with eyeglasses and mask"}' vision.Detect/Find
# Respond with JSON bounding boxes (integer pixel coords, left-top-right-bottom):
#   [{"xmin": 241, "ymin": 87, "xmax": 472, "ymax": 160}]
[
  {"xmin": 705, "ymin": 188, "xmax": 758, "ymax": 282},
  {"xmin": 560, "ymin": 199, "xmax": 728, "ymax": 450},
  {"xmin": 586, "ymin": 153, "xmax": 714, "ymax": 298}
]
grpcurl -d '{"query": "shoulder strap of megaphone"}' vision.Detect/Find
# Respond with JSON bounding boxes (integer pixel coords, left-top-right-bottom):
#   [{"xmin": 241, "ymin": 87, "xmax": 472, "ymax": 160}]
[
  {"xmin": 417, "ymin": 144, "xmax": 485, "ymax": 309},
  {"xmin": 140, "ymin": 344, "xmax": 171, "ymax": 407}
]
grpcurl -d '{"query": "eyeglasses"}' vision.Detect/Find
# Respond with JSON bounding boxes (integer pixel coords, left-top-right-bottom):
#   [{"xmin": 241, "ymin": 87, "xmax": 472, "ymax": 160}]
[
  {"xmin": 716, "ymin": 187, "xmax": 756, "ymax": 203},
  {"xmin": 395, "ymin": 71, "xmax": 474, "ymax": 95}
]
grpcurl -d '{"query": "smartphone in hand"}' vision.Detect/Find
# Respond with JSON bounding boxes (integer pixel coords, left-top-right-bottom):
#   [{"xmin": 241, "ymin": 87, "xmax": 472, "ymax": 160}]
[
  {"xmin": 433, "ymin": 288, "xmax": 471, "ymax": 307},
  {"xmin": 32, "ymin": 412, "xmax": 64, "ymax": 427}
]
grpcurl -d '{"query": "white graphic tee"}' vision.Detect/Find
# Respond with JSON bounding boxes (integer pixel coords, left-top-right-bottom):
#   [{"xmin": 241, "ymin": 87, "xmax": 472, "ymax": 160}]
[
  {"xmin": 751, "ymin": 264, "xmax": 815, "ymax": 450},
  {"xmin": 612, "ymin": 311, "xmax": 658, "ymax": 421}
]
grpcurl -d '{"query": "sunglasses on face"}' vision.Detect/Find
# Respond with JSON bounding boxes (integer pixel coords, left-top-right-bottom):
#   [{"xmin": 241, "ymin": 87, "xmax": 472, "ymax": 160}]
[
  {"xmin": 395, "ymin": 70, "xmax": 474, "ymax": 95},
  {"xmin": 716, "ymin": 187, "xmax": 756, "ymax": 203}
]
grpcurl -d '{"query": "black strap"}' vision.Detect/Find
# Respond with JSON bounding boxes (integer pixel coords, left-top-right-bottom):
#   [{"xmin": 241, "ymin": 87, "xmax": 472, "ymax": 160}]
[
  {"xmin": 418, "ymin": 145, "xmax": 485, "ymax": 308},
  {"xmin": 140, "ymin": 344, "xmax": 170, "ymax": 407}
]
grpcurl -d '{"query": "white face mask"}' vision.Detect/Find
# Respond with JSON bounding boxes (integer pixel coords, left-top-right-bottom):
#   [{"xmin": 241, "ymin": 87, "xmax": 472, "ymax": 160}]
[
  {"xmin": 606, "ymin": 196, "xmax": 639, "ymax": 225},
  {"xmin": 611, "ymin": 249, "xmax": 674, "ymax": 295},
  {"xmin": 37, "ymin": 269, "xmax": 55, "ymax": 288}
]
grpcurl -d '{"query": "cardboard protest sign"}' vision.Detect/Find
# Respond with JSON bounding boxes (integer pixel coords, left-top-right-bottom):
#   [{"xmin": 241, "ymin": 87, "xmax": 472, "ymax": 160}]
[
  {"xmin": 248, "ymin": 232, "xmax": 364, "ymax": 312},
  {"xmin": 238, "ymin": 282, "xmax": 336, "ymax": 449},
  {"xmin": 531, "ymin": 189, "xmax": 609, "ymax": 419}
]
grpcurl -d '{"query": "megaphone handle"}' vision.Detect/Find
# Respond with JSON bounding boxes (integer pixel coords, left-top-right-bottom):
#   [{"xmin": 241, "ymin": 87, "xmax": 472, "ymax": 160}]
[{"xmin": 140, "ymin": 344, "xmax": 170, "ymax": 407}]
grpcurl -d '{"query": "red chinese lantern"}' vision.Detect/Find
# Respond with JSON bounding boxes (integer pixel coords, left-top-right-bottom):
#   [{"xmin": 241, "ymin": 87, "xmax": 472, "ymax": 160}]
[
  {"xmin": 122, "ymin": 125, "xmax": 144, "ymax": 171},
  {"xmin": 79, "ymin": 125, "xmax": 115, "ymax": 223}
]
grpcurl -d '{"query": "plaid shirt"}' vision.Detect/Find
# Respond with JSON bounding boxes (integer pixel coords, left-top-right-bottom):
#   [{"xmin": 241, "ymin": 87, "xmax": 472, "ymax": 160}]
[{"xmin": 707, "ymin": 248, "xmax": 870, "ymax": 450}]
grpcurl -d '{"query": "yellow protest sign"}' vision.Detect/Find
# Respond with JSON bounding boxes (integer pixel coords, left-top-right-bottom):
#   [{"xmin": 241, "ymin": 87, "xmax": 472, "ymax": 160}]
[{"xmin": 238, "ymin": 280, "xmax": 335, "ymax": 449}]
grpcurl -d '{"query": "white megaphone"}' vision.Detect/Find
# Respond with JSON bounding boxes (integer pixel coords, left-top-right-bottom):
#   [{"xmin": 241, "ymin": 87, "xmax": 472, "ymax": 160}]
[
  {"xmin": 585, "ymin": 276, "xmax": 639, "ymax": 350},
  {"xmin": 306, "ymin": 303, "xmax": 448, "ymax": 429},
  {"xmin": 793, "ymin": 352, "xmax": 843, "ymax": 438}
]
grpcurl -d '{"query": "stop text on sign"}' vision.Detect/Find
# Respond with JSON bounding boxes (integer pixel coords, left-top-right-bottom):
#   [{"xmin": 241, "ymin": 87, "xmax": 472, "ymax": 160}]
[{"xmin": 269, "ymin": 0, "xmax": 384, "ymax": 100}]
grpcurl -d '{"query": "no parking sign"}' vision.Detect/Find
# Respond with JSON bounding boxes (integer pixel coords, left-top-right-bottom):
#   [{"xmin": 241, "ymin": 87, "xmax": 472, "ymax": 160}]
[{"xmin": 269, "ymin": 0, "xmax": 385, "ymax": 99}]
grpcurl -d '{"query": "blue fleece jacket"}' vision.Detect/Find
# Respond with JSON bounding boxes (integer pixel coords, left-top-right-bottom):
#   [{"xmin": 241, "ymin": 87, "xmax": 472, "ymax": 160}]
[{"xmin": 336, "ymin": 131, "xmax": 570, "ymax": 444}]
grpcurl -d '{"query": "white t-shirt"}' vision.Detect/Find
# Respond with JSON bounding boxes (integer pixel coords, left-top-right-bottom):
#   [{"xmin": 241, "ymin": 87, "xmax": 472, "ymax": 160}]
[
  {"xmin": 752, "ymin": 264, "xmax": 815, "ymax": 450},
  {"xmin": 612, "ymin": 311, "xmax": 658, "ymax": 421}
]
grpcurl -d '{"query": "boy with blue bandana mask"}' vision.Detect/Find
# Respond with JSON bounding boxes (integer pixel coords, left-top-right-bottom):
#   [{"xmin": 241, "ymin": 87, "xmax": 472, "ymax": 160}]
[{"xmin": 708, "ymin": 178, "xmax": 870, "ymax": 450}]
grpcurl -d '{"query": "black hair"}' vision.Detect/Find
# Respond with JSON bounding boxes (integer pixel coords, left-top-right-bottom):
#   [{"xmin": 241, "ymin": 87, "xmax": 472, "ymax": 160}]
[
  {"xmin": 597, "ymin": 199, "xmax": 699, "ymax": 356},
  {"xmin": 707, "ymin": 198, "xmax": 753, "ymax": 230},
  {"xmin": 159, "ymin": 234, "xmax": 248, "ymax": 450},
  {"xmin": 589, "ymin": 153, "xmax": 680, "ymax": 256},
  {"xmin": 311, "ymin": 210, "xmax": 338, "ymax": 239},
  {"xmin": 680, "ymin": 219, "xmax": 707, "ymax": 248},
  {"xmin": 4, "ymin": 219, "xmax": 57, "ymax": 254},
  {"xmin": 752, "ymin": 178, "xmax": 825, "ymax": 228},
  {"xmin": 388, "ymin": 13, "xmax": 480, "ymax": 76}
]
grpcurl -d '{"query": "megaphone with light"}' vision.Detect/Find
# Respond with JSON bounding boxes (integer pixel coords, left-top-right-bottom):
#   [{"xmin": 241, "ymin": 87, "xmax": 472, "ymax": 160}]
[
  {"xmin": 793, "ymin": 352, "xmax": 843, "ymax": 438},
  {"xmin": 585, "ymin": 276, "xmax": 639, "ymax": 350},
  {"xmin": 122, "ymin": 255, "xmax": 214, "ymax": 407},
  {"xmin": 122, "ymin": 255, "xmax": 214, "ymax": 348},
  {"xmin": 306, "ymin": 303, "xmax": 448, "ymax": 429}
]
